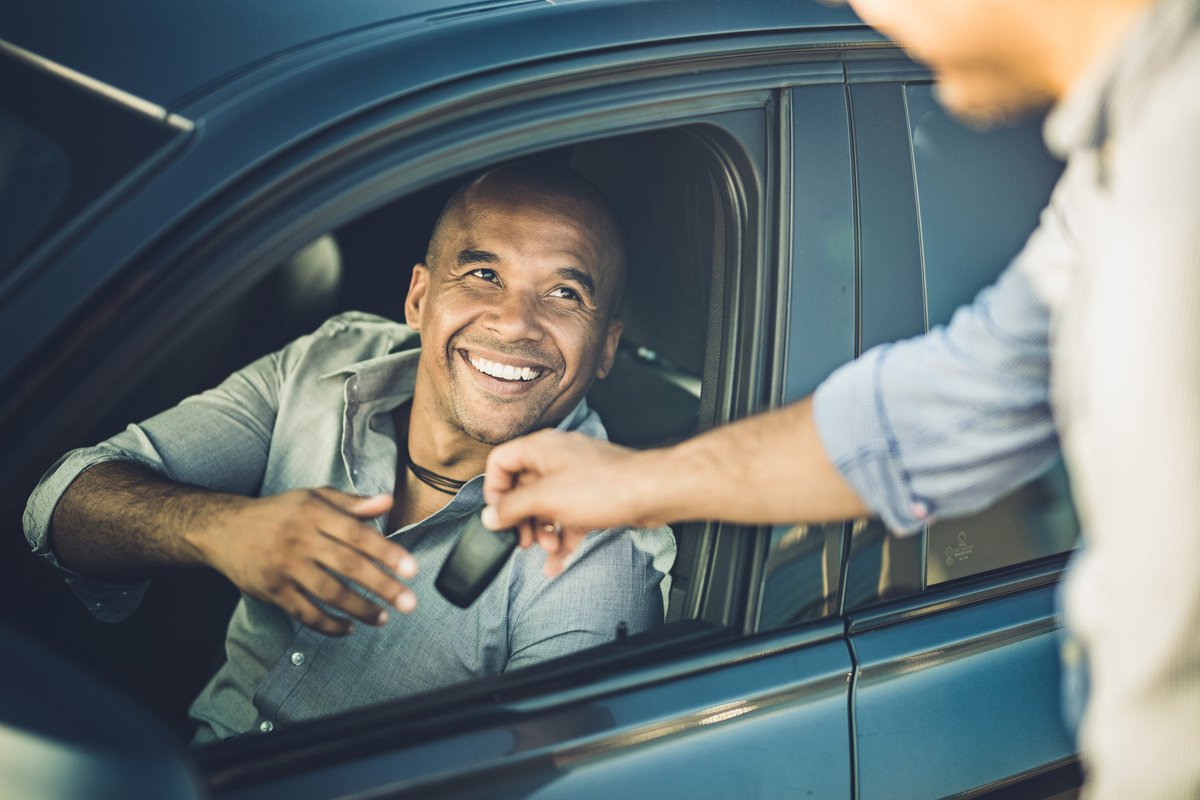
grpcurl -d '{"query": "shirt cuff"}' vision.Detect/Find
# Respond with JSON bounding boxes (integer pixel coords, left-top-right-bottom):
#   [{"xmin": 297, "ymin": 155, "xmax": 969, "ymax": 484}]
[
  {"xmin": 24, "ymin": 448, "xmax": 154, "ymax": 621},
  {"xmin": 812, "ymin": 347, "xmax": 932, "ymax": 535}
]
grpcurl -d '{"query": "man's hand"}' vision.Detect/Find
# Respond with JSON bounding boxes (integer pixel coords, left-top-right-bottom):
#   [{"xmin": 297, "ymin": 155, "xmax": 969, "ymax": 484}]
[
  {"xmin": 482, "ymin": 430, "xmax": 663, "ymax": 576},
  {"xmin": 481, "ymin": 399, "xmax": 870, "ymax": 577},
  {"xmin": 188, "ymin": 488, "xmax": 418, "ymax": 636}
]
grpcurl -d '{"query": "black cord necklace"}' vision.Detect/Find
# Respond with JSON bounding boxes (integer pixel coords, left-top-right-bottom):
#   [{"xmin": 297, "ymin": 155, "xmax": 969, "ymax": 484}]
[{"xmin": 403, "ymin": 442, "xmax": 468, "ymax": 495}]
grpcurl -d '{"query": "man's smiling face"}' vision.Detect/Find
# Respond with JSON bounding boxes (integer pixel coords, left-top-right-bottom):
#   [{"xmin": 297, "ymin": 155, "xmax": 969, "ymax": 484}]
[{"xmin": 405, "ymin": 171, "xmax": 623, "ymax": 446}]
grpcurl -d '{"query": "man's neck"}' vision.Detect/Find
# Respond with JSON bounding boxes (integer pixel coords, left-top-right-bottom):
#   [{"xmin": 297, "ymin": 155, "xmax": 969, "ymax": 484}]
[
  {"xmin": 401, "ymin": 392, "xmax": 492, "ymax": 480},
  {"xmin": 387, "ymin": 394, "xmax": 491, "ymax": 531},
  {"xmin": 1045, "ymin": 0, "xmax": 1154, "ymax": 100}
]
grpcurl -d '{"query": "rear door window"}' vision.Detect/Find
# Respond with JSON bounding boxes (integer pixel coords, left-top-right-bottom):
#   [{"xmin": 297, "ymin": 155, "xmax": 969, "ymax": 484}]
[
  {"xmin": 0, "ymin": 45, "xmax": 186, "ymax": 287},
  {"xmin": 905, "ymin": 83, "xmax": 1078, "ymax": 587},
  {"xmin": 843, "ymin": 79, "xmax": 1076, "ymax": 609}
]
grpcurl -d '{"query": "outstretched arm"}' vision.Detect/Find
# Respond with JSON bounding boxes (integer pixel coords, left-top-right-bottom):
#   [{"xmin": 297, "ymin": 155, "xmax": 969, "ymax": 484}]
[
  {"xmin": 483, "ymin": 397, "xmax": 866, "ymax": 574},
  {"xmin": 486, "ymin": 225, "xmax": 1065, "ymax": 573},
  {"xmin": 29, "ymin": 328, "xmax": 421, "ymax": 636},
  {"xmin": 50, "ymin": 460, "xmax": 418, "ymax": 636}
]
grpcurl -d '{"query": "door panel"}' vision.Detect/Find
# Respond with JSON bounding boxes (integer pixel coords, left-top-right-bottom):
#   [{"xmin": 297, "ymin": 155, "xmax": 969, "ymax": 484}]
[
  {"xmin": 522, "ymin": 639, "xmax": 853, "ymax": 799},
  {"xmin": 851, "ymin": 580, "xmax": 1075, "ymax": 799},
  {"xmin": 217, "ymin": 626, "xmax": 853, "ymax": 799}
]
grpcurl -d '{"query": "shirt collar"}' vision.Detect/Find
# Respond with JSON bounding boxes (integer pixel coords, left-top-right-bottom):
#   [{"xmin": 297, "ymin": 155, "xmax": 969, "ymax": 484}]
[
  {"xmin": 321, "ymin": 346, "xmax": 421, "ymax": 412},
  {"xmin": 1045, "ymin": 0, "xmax": 1191, "ymax": 157}
]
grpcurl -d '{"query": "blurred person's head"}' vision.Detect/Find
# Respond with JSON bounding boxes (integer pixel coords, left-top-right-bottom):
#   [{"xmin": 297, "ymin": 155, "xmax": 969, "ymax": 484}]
[{"xmin": 840, "ymin": 0, "xmax": 1155, "ymax": 126}]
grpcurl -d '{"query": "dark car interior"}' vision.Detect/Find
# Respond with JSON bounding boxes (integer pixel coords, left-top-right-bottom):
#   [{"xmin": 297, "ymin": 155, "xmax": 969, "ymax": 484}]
[{"xmin": 1, "ymin": 125, "xmax": 737, "ymax": 741}]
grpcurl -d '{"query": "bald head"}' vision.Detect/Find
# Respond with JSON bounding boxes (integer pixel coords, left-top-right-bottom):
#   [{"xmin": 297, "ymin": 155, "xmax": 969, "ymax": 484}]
[{"xmin": 426, "ymin": 162, "xmax": 627, "ymax": 317}]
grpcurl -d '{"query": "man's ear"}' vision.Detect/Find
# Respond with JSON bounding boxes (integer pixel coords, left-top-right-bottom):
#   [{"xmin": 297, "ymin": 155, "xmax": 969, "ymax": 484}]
[
  {"xmin": 596, "ymin": 318, "xmax": 623, "ymax": 380},
  {"xmin": 405, "ymin": 264, "xmax": 430, "ymax": 329}
]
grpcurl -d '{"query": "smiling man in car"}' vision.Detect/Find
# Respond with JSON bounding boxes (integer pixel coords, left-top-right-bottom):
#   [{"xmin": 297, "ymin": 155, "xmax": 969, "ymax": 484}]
[{"xmin": 23, "ymin": 161, "xmax": 674, "ymax": 743}]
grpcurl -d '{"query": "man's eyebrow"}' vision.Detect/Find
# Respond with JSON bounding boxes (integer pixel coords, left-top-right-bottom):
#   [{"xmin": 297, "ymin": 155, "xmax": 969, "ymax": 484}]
[
  {"xmin": 456, "ymin": 249, "xmax": 500, "ymax": 266},
  {"xmin": 556, "ymin": 267, "xmax": 597, "ymax": 300}
]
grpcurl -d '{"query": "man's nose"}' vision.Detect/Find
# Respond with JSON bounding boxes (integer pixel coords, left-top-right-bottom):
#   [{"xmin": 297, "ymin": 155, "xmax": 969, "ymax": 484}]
[{"xmin": 482, "ymin": 288, "xmax": 545, "ymax": 342}]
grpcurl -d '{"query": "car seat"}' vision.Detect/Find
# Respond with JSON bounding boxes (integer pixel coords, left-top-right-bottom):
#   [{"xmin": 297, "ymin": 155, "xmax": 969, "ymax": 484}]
[{"xmin": 572, "ymin": 128, "xmax": 732, "ymax": 623}]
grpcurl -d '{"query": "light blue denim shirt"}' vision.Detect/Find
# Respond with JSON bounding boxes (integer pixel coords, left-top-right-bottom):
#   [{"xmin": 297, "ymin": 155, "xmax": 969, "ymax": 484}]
[
  {"xmin": 812, "ymin": 239, "xmax": 1062, "ymax": 535},
  {"xmin": 24, "ymin": 312, "xmax": 675, "ymax": 742}
]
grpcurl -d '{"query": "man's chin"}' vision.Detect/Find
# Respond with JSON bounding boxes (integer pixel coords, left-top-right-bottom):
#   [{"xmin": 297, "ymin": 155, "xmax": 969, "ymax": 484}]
[
  {"xmin": 455, "ymin": 409, "xmax": 549, "ymax": 447},
  {"xmin": 933, "ymin": 81, "xmax": 1051, "ymax": 129},
  {"xmin": 467, "ymin": 426, "xmax": 527, "ymax": 447}
]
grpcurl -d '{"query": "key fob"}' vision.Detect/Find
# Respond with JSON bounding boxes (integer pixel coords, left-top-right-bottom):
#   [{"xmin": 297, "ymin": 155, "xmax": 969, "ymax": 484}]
[{"xmin": 435, "ymin": 513, "xmax": 519, "ymax": 608}]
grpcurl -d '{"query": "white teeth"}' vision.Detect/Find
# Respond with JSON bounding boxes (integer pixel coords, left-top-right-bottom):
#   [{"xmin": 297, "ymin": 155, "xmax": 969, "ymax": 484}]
[{"xmin": 468, "ymin": 354, "xmax": 542, "ymax": 382}]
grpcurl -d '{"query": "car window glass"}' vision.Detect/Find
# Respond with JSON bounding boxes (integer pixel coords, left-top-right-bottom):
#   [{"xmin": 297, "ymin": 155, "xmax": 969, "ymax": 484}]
[
  {"xmin": 842, "ymin": 83, "xmax": 1078, "ymax": 611},
  {"xmin": 757, "ymin": 522, "xmax": 845, "ymax": 629},
  {"xmin": 0, "ymin": 50, "xmax": 180, "ymax": 284},
  {"xmin": 906, "ymin": 84, "xmax": 1078, "ymax": 589},
  {"xmin": 0, "ymin": 110, "xmax": 70, "ymax": 274},
  {"xmin": 905, "ymin": 83, "xmax": 1062, "ymax": 327}
]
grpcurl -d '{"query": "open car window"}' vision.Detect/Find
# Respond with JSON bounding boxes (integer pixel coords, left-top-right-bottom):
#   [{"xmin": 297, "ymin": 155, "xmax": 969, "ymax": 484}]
[{"xmin": 7, "ymin": 109, "xmax": 766, "ymax": 750}]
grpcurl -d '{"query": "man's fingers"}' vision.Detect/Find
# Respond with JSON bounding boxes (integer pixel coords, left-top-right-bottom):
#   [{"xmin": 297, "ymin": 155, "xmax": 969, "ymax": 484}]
[
  {"xmin": 534, "ymin": 520, "xmax": 562, "ymax": 554},
  {"xmin": 539, "ymin": 526, "xmax": 588, "ymax": 578},
  {"xmin": 513, "ymin": 518, "xmax": 536, "ymax": 549},
  {"xmin": 277, "ymin": 585, "xmax": 355, "ymax": 637},
  {"xmin": 486, "ymin": 485, "xmax": 545, "ymax": 531},
  {"xmin": 310, "ymin": 538, "xmax": 418, "ymax": 615},
  {"xmin": 481, "ymin": 505, "xmax": 502, "ymax": 531},
  {"xmin": 307, "ymin": 497, "xmax": 418, "ymax": 579},
  {"xmin": 482, "ymin": 439, "xmax": 531, "ymax": 506},
  {"xmin": 303, "ymin": 566, "xmax": 390, "ymax": 625},
  {"xmin": 483, "ymin": 429, "xmax": 573, "ymax": 505},
  {"xmin": 297, "ymin": 564, "xmax": 406, "ymax": 625},
  {"xmin": 302, "ymin": 492, "xmax": 420, "ymax": 614},
  {"xmin": 542, "ymin": 553, "xmax": 568, "ymax": 579}
]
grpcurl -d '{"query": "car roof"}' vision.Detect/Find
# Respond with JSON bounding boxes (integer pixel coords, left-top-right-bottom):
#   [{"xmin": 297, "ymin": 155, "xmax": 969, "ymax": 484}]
[{"xmin": 0, "ymin": 0, "xmax": 864, "ymax": 112}]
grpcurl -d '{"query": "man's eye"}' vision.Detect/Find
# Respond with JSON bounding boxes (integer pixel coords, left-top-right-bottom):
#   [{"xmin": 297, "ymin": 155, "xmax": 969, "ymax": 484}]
[
  {"xmin": 549, "ymin": 286, "xmax": 581, "ymax": 302},
  {"xmin": 469, "ymin": 268, "xmax": 499, "ymax": 283}
]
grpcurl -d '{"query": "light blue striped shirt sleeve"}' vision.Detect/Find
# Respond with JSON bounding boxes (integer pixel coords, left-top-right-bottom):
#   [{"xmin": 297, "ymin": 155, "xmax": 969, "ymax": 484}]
[{"xmin": 811, "ymin": 253, "xmax": 1061, "ymax": 534}]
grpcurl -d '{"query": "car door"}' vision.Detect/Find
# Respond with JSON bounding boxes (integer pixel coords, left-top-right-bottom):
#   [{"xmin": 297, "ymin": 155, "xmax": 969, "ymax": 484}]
[{"xmin": 2, "ymin": 19, "xmax": 869, "ymax": 799}]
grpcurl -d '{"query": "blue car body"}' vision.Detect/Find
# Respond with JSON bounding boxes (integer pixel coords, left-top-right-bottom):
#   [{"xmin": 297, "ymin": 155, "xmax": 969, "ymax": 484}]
[{"xmin": 0, "ymin": 2, "xmax": 1079, "ymax": 798}]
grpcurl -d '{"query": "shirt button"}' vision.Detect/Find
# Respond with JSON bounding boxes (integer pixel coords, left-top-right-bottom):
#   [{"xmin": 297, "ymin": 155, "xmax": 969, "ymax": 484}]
[
  {"xmin": 291, "ymin": 651, "xmax": 305, "ymax": 667},
  {"xmin": 260, "ymin": 720, "xmax": 274, "ymax": 733}
]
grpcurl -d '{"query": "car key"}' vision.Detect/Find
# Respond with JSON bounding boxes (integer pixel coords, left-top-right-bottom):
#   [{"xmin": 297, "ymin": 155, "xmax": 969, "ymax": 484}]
[{"xmin": 435, "ymin": 513, "xmax": 519, "ymax": 608}]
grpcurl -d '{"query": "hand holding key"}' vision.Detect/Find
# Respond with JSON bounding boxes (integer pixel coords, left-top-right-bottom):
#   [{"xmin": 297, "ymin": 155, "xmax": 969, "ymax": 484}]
[
  {"xmin": 189, "ymin": 487, "xmax": 419, "ymax": 635},
  {"xmin": 481, "ymin": 430, "xmax": 667, "ymax": 576}
]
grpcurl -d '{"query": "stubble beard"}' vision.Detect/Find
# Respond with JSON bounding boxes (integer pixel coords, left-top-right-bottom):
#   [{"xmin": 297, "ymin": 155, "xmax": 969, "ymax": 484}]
[{"xmin": 443, "ymin": 377, "xmax": 558, "ymax": 446}]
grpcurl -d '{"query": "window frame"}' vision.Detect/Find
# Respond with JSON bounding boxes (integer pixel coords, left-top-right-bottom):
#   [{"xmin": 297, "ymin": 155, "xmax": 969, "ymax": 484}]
[{"xmin": 836, "ymin": 63, "xmax": 1078, "ymax": 614}]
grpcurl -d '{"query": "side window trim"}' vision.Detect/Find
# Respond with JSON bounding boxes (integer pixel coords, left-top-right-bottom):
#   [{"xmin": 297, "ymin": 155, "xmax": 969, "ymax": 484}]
[{"xmin": 755, "ymin": 80, "xmax": 855, "ymax": 634}]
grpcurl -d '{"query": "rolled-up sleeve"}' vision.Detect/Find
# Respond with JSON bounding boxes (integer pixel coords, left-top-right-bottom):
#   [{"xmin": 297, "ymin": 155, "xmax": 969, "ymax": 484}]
[
  {"xmin": 23, "ymin": 347, "xmax": 289, "ymax": 620},
  {"xmin": 812, "ymin": 234, "xmax": 1064, "ymax": 534}
]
